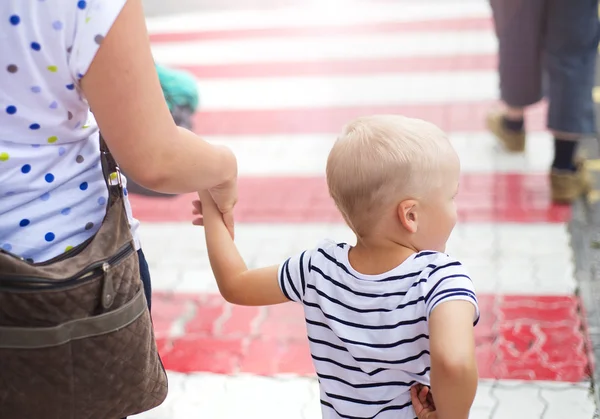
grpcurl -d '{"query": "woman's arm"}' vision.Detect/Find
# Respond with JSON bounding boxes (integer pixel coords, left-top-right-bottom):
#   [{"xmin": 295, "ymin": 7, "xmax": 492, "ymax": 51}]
[{"xmin": 80, "ymin": 0, "xmax": 236, "ymax": 194}]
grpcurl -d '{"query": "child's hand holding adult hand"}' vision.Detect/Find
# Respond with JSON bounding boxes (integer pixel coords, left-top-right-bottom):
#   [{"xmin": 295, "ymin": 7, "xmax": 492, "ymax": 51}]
[
  {"xmin": 192, "ymin": 190, "xmax": 235, "ymax": 237},
  {"xmin": 208, "ymin": 177, "xmax": 237, "ymax": 239},
  {"xmin": 204, "ymin": 145, "xmax": 238, "ymax": 239},
  {"xmin": 411, "ymin": 384, "xmax": 437, "ymax": 419}
]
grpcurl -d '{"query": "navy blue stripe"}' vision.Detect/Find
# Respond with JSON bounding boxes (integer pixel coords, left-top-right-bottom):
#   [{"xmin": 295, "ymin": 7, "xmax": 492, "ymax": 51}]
[
  {"xmin": 425, "ymin": 273, "xmax": 471, "ymax": 302},
  {"xmin": 429, "ymin": 290, "xmax": 478, "ymax": 316},
  {"xmin": 316, "ymin": 374, "xmax": 417, "ymax": 388},
  {"xmin": 323, "ymin": 364, "xmax": 430, "ymax": 379},
  {"xmin": 308, "ymin": 335, "xmax": 349, "ymax": 352},
  {"xmin": 307, "ymin": 283, "xmax": 427, "ymax": 313},
  {"xmin": 310, "ymin": 264, "xmax": 427, "ymax": 298},
  {"xmin": 431, "ymin": 289, "xmax": 477, "ymax": 307},
  {"xmin": 317, "ymin": 248, "xmax": 360, "ymax": 279},
  {"xmin": 354, "ymin": 349, "xmax": 429, "ymax": 365},
  {"xmin": 414, "ymin": 251, "xmax": 438, "ymax": 259},
  {"xmin": 311, "ymin": 347, "xmax": 430, "ymax": 367},
  {"xmin": 298, "ymin": 251, "xmax": 307, "ymax": 296},
  {"xmin": 285, "ymin": 258, "xmax": 302, "ymax": 301},
  {"xmin": 279, "ymin": 259, "xmax": 293, "ymax": 301},
  {"xmin": 311, "ymin": 354, "xmax": 386, "ymax": 376},
  {"xmin": 308, "ymin": 333, "xmax": 430, "ymax": 370},
  {"xmin": 317, "ymin": 248, "xmax": 423, "ymax": 282},
  {"xmin": 429, "ymin": 260, "xmax": 462, "ymax": 276},
  {"xmin": 414, "ymin": 366, "xmax": 431, "ymax": 376},
  {"xmin": 304, "ymin": 300, "xmax": 427, "ymax": 330},
  {"xmin": 432, "ymin": 287, "xmax": 477, "ymax": 302},
  {"xmin": 325, "ymin": 391, "xmax": 393, "ymax": 405},
  {"xmin": 321, "ymin": 399, "xmax": 412, "ymax": 419},
  {"xmin": 307, "ymin": 320, "xmax": 429, "ymax": 348}
]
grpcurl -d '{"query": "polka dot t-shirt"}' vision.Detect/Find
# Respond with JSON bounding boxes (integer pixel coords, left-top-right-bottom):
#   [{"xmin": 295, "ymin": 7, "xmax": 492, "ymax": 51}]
[{"xmin": 0, "ymin": 0, "xmax": 140, "ymax": 263}]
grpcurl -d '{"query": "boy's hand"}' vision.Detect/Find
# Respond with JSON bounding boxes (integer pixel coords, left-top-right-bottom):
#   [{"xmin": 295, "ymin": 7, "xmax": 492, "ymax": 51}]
[
  {"xmin": 411, "ymin": 384, "xmax": 437, "ymax": 419},
  {"xmin": 192, "ymin": 191, "xmax": 234, "ymax": 239},
  {"xmin": 191, "ymin": 190, "xmax": 214, "ymax": 224}
]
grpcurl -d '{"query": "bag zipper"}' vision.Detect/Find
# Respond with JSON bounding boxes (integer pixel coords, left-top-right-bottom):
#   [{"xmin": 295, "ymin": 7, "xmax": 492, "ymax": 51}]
[
  {"xmin": 0, "ymin": 242, "xmax": 135, "ymax": 290},
  {"xmin": 36, "ymin": 236, "xmax": 92, "ymax": 265},
  {"xmin": 0, "ymin": 236, "xmax": 92, "ymax": 266}
]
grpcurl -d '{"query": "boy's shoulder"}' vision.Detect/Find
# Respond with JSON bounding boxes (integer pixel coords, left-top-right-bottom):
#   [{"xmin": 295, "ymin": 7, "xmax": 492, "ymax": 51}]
[
  {"xmin": 411, "ymin": 250, "xmax": 464, "ymax": 266},
  {"xmin": 407, "ymin": 251, "xmax": 471, "ymax": 281},
  {"xmin": 315, "ymin": 239, "xmax": 348, "ymax": 251},
  {"xmin": 302, "ymin": 239, "xmax": 344, "ymax": 263},
  {"xmin": 305, "ymin": 239, "xmax": 349, "ymax": 259},
  {"xmin": 309, "ymin": 244, "xmax": 465, "ymax": 266},
  {"xmin": 306, "ymin": 244, "xmax": 467, "ymax": 276}
]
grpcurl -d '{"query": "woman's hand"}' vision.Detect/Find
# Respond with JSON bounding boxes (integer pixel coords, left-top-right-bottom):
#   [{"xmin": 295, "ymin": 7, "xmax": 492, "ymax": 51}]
[
  {"xmin": 207, "ymin": 180, "xmax": 236, "ymax": 239},
  {"xmin": 207, "ymin": 146, "xmax": 238, "ymax": 239},
  {"xmin": 193, "ymin": 185, "xmax": 236, "ymax": 239}
]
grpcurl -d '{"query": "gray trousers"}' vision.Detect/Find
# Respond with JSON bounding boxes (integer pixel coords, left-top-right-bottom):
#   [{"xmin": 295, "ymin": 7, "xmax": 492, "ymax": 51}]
[{"xmin": 490, "ymin": 0, "xmax": 599, "ymax": 135}]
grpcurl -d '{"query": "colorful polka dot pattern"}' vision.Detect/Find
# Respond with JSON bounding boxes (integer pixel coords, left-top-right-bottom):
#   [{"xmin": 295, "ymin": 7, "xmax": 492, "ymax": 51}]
[{"xmin": 0, "ymin": 0, "xmax": 135, "ymax": 262}]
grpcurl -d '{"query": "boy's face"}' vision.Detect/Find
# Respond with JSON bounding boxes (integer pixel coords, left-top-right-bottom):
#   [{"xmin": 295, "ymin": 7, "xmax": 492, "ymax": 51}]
[{"xmin": 414, "ymin": 154, "xmax": 460, "ymax": 252}]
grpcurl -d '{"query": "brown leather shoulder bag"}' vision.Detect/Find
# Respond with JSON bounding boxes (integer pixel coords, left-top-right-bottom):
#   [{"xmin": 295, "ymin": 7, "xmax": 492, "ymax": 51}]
[{"xmin": 0, "ymin": 135, "xmax": 168, "ymax": 419}]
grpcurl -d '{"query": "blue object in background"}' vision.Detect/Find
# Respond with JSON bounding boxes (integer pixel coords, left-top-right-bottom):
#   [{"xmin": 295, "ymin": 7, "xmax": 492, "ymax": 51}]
[{"xmin": 156, "ymin": 64, "xmax": 200, "ymax": 113}]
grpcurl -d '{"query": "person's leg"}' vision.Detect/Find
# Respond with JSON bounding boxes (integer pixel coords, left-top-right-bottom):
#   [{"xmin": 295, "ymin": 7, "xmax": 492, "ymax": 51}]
[
  {"xmin": 120, "ymin": 249, "xmax": 153, "ymax": 419},
  {"xmin": 544, "ymin": 0, "xmax": 599, "ymax": 202},
  {"xmin": 487, "ymin": 0, "xmax": 546, "ymax": 152},
  {"xmin": 137, "ymin": 248, "xmax": 153, "ymax": 311}
]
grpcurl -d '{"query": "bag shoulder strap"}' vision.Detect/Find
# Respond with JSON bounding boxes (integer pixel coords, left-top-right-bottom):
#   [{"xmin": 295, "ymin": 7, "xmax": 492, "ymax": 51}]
[{"xmin": 99, "ymin": 133, "xmax": 125, "ymax": 208}]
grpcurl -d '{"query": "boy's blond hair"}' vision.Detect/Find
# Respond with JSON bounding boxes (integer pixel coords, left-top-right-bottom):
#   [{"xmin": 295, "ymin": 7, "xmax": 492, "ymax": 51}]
[{"xmin": 326, "ymin": 115, "xmax": 453, "ymax": 236}]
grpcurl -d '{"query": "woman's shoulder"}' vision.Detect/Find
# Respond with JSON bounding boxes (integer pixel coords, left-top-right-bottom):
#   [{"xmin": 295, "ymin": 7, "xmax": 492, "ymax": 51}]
[
  {"xmin": 3, "ymin": 0, "xmax": 128, "ymax": 78},
  {"xmin": 0, "ymin": 0, "xmax": 127, "ymax": 146}
]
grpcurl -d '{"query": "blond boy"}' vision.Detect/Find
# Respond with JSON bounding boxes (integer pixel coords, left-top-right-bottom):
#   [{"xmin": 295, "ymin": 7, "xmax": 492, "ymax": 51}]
[{"xmin": 193, "ymin": 115, "xmax": 479, "ymax": 419}]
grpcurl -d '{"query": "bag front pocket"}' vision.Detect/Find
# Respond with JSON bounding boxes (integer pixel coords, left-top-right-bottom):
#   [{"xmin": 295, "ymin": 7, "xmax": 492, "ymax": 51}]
[
  {"xmin": 71, "ymin": 305, "xmax": 168, "ymax": 419},
  {"xmin": 0, "ymin": 288, "xmax": 167, "ymax": 419}
]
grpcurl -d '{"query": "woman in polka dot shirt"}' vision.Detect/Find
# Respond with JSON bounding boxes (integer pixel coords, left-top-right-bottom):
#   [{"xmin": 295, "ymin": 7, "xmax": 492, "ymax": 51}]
[{"xmin": 0, "ymin": 0, "xmax": 238, "ymax": 312}]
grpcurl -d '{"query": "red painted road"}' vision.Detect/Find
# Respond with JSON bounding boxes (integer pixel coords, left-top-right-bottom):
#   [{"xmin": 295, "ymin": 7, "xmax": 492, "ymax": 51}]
[
  {"xmin": 149, "ymin": 16, "xmax": 493, "ymax": 43},
  {"xmin": 178, "ymin": 55, "xmax": 497, "ymax": 79},
  {"xmin": 193, "ymin": 102, "xmax": 548, "ymax": 136},
  {"xmin": 129, "ymin": 174, "xmax": 571, "ymax": 224},
  {"xmin": 153, "ymin": 293, "xmax": 589, "ymax": 382}
]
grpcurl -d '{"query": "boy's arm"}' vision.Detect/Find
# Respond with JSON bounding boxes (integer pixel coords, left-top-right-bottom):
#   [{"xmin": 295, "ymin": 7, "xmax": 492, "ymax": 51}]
[
  {"xmin": 428, "ymin": 300, "xmax": 478, "ymax": 419},
  {"xmin": 196, "ymin": 191, "xmax": 288, "ymax": 306}
]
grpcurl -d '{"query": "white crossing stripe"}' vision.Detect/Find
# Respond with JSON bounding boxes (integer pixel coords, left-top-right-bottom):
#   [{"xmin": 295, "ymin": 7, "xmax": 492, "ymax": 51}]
[
  {"xmin": 146, "ymin": 1, "xmax": 493, "ymax": 33},
  {"xmin": 204, "ymin": 132, "xmax": 553, "ymax": 176},
  {"xmin": 151, "ymin": 31, "xmax": 497, "ymax": 66},
  {"xmin": 192, "ymin": 71, "xmax": 499, "ymax": 110},
  {"xmin": 139, "ymin": 223, "xmax": 575, "ymax": 296},
  {"xmin": 132, "ymin": 372, "xmax": 594, "ymax": 419}
]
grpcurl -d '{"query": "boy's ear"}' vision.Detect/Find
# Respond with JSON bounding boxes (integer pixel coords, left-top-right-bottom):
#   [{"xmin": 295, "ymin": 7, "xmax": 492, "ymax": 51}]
[{"xmin": 397, "ymin": 199, "xmax": 418, "ymax": 234}]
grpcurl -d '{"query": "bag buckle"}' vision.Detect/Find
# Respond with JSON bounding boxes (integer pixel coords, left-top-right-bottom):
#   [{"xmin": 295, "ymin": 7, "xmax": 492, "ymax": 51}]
[{"xmin": 114, "ymin": 166, "xmax": 123, "ymax": 189}]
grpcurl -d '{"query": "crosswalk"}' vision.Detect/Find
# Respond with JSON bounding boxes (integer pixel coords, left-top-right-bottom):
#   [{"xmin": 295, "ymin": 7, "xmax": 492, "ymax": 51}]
[{"xmin": 132, "ymin": 2, "xmax": 596, "ymax": 418}]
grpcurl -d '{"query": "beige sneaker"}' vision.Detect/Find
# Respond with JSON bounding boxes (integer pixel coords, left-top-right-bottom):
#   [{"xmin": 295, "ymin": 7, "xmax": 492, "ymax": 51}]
[
  {"xmin": 486, "ymin": 111, "xmax": 526, "ymax": 152},
  {"xmin": 550, "ymin": 162, "xmax": 592, "ymax": 204}
]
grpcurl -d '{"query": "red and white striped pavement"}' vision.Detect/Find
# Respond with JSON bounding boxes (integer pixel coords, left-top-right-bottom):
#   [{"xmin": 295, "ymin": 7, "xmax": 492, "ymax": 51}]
[{"xmin": 133, "ymin": 2, "xmax": 596, "ymax": 418}]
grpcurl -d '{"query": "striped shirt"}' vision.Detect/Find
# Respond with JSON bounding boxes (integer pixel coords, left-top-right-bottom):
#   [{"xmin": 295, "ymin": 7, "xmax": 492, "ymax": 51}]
[{"xmin": 278, "ymin": 240, "xmax": 479, "ymax": 419}]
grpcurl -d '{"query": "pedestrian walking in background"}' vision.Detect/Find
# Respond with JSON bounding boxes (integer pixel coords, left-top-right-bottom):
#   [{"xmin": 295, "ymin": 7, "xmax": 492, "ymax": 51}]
[{"xmin": 487, "ymin": 0, "xmax": 600, "ymax": 203}]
